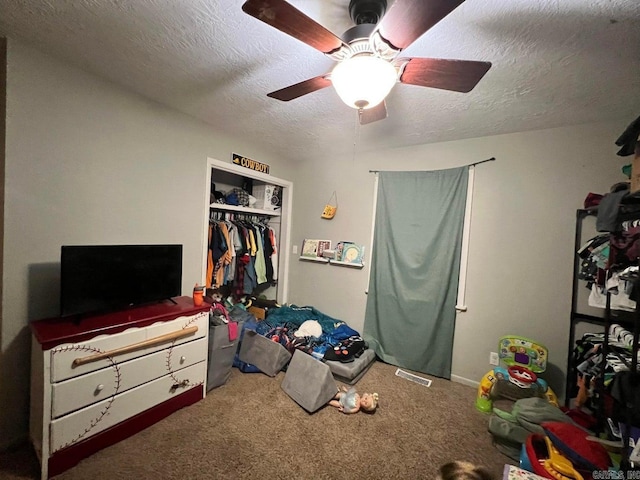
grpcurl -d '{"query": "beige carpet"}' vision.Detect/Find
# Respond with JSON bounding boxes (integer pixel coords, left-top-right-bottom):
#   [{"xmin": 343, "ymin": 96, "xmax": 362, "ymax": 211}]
[{"xmin": 1, "ymin": 361, "xmax": 514, "ymax": 479}]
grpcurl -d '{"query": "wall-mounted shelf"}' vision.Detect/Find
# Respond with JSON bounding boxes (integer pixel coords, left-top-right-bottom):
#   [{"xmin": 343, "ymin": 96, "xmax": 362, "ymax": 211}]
[
  {"xmin": 298, "ymin": 257, "xmax": 365, "ymax": 269},
  {"xmin": 299, "ymin": 256, "xmax": 329, "ymax": 264},
  {"xmin": 209, "ymin": 203, "xmax": 281, "ymax": 217},
  {"xmin": 329, "ymin": 260, "xmax": 365, "ymax": 269}
]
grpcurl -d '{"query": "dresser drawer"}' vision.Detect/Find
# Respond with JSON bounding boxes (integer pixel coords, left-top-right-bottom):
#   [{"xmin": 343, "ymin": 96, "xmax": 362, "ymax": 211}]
[
  {"xmin": 50, "ymin": 361, "xmax": 205, "ymax": 453},
  {"xmin": 50, "ymin": 311, "xmax": 208, "ymax": 382},
  {"xmin": 51, "ymin": 337, "xmax": 206, "ymax": 419}
]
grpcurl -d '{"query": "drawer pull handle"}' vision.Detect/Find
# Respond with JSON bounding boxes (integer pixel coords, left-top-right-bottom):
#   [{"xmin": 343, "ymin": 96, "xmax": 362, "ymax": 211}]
[
  {"xmin": 171, "ymin": 379, "xmax": 190, "ymax": 391},
  {"xmin": 180, "ymin": 356, "xmax": 186, "ymax": 364},
  {"xmin": 95, "ymin": 384, "xmax": 104, "ymax": 393},
  {"xmin": 72, "ymin": 325, "xmax": 199, "ymax": 367}
]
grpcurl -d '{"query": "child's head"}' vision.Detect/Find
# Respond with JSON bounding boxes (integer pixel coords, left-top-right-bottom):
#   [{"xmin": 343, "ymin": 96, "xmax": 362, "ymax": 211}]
[
  {"xmin": 359, "ymin": 392, "xmax": 379, "ymax": 413},
  {"xmin": 437, "ymin": 461, "xmax": 494, "ymax": 480}
]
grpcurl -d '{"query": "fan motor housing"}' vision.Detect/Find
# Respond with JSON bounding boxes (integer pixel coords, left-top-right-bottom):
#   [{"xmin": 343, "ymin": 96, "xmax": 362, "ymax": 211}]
[
  {"xmin": 341, "ymin": 23, "xmax": 376, "ymax": 45},
  {"xmin": 348, "ymin": 0, "xmax": 387, "ymax": 25}
]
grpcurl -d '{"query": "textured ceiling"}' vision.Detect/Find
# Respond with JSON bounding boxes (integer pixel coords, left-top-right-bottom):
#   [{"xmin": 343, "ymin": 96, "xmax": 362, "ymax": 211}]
[{"xmin": 1, "ymin": 0, "xmax": 639, "ymax": 161}]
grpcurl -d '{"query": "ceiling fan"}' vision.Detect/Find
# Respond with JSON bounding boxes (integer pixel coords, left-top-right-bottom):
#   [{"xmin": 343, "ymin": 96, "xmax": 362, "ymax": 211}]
[{"xmin": 242, "ymin": 0, "xmax": 492, "ymax": 125}]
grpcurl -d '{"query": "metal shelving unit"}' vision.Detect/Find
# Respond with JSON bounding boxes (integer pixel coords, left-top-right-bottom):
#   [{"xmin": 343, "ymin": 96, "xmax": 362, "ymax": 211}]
[
  {"xmin": 566, "ymin": 209, "xmax": 604, "ymax": 407},
  {"xmin": 568, "ymin": 208, "xmax": 640, "ymax": 471}
]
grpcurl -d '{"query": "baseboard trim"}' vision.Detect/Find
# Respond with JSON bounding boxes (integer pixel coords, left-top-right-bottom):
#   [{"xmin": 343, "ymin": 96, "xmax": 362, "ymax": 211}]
[{"xmin": 450, "ymin": 374, "xmax": 479, "ymax": 388}]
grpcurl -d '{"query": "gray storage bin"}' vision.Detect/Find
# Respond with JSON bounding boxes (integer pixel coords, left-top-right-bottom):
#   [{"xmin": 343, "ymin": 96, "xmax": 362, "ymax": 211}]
[
  {"xmin": 237, "ymin": 330, "xmax": 292, "ymax": 377},
  {"xmin": 206, "ymin": 321, "xmax": 242, "ymax": 391},
  {"xmin": 281, "ymin": 350, "xmax": 338, "ymax": 413}
]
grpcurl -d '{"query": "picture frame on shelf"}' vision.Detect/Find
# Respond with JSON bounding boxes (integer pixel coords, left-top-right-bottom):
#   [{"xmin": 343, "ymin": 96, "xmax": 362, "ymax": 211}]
[
  {"xmin": 317, "ymin": 240, "xmax": 332, "ymax": 258},
  {"xmin": 340, "ymin": 243, "xmax": 365, "ymax": 264},
  {"xmin": 299, "ymin": 239, "xmax": 366, "ymax": 268},
  {"xmin": 334, "ymin": 241, "xmax": 352, "ymax": 261},
  {"xmin": 301, "ymin": 239, "xmax": 318, "ymax": 258},
  {"xmin": 301, "ymin": 239, "xmax": 331, "ymax": 258}
]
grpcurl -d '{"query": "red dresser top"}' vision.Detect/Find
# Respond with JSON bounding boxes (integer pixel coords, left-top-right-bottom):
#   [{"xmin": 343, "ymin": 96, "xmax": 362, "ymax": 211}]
[{"xmin": 30, "ymin": 296, "xmax": 210, "ymax": 350}]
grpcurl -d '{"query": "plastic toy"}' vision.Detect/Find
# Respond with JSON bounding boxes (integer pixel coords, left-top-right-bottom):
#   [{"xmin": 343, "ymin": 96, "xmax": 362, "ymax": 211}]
[
  {"xmin": 475, "ymin": 335, "xmax": 558, "ymax": 413},
  {"xmin": 521, "ymin": 434, "xmax": 584, "ymax": 480}
]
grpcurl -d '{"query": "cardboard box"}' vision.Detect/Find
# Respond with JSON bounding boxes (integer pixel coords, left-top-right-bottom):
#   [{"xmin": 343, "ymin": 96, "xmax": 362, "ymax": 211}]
[
  {"xmin": 252, "ymin": 184, "xmax": 281, "ymax": 210},
  {"xmin": 248, "ymin": 306, "xmax": 266, "ymax": 320}
]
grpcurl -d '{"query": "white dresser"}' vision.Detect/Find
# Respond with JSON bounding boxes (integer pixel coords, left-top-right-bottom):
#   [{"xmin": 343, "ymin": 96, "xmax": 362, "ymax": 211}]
[{"xmin": 29, "ymin": 297, "xmax": 210, "ymax": 479}]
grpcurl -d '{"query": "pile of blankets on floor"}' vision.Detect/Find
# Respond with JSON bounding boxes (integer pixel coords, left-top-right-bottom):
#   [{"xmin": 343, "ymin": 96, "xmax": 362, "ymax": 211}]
[{"xmin": 229, "ymin": 304, "xmax": 368, "ymax": 372}]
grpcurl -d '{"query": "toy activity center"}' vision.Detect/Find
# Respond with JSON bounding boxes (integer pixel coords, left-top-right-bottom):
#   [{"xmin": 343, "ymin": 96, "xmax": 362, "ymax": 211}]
[{"xmin": 476, "ymin": 336, "xmax": 558, "ymax": 413}]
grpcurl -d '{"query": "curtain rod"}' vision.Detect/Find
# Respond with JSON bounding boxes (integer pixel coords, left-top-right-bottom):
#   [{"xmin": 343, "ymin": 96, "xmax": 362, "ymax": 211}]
[{"xmin": 368, "ymin": 157, "xmax": 496, "ymax": 173}]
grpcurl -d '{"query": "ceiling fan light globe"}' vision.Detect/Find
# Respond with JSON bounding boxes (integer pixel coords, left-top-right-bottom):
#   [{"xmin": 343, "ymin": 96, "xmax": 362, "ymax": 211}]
[{"xmin": 331, "ymin": 55, "xmax": 397, "ymax": 110}]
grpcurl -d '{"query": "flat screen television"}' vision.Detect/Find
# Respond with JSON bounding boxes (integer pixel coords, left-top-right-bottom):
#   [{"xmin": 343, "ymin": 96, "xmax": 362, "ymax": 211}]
[{"xmin": 60, "ymin": 244, "xmax": 183, "ymax": 317}]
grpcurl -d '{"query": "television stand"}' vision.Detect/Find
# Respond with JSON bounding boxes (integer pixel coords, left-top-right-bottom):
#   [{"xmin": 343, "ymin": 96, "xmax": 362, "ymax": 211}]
[{"xmin": 29, "ymin": 296, "xmax": 210, "ymax": 479}]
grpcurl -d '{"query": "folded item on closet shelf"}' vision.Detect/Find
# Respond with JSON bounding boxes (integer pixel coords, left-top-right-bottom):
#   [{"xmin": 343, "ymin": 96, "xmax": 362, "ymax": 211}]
[
  {"xmin": 577, "ymin": 234, "xmax": 608, "ymax": 258},
  {"xmin": 583, "ymin": 192, "xmax": 603, "ymax": 209},
  {"xmin": 619, "ymin": 265, "xmax": 640, "ymax": 278},
  {"xmin": 611, "ymin": 371, "xmax": 640, "ymax": 427},
  {"xmin": 596, "ymin": 190, "xmax": 629, "ymax": 232},
  {"xmin": 609, "ymin": 323, "xmax": 634, "ymax": 348},
  {"xmin": 609, "ymin": 222, "xmax": 640, "ymax": 270},
  {"xmin": 588, "ymin": 283, "xmax": 636, "ymax": 312},
  {"xmin": 582, "ymin": 333, "xmax": 605, "ymax": 343},
  {"xmin": 589, "ymin": 242, "xmax": 610, "ymax": 270},
  {"xmin": 615, "ymin": 114, "xmax": 640, "ymax": 157},
  {"xmin": 605, "ymin": 353, "xmax": 637, "ymax": 373},
  {"xmin": 578, "ymin": 258, "xmax": 598, "ymax": 283},
  {"xmin": 225, "ymin": 188, "xmax": 251, "ymax": 207},
  {"xmin": 577, "ymin": 353, "xmax": 603, "ymax": 377}
]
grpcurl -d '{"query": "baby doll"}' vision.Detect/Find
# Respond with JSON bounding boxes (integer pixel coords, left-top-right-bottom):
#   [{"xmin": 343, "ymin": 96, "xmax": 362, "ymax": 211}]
[
  {"xmin": 328, "ymin": 386, "xmax": 378, "ymax": 414},
  {"xmin": 437, "ymin": 461, "xmax": 494, "ymax": 480}
]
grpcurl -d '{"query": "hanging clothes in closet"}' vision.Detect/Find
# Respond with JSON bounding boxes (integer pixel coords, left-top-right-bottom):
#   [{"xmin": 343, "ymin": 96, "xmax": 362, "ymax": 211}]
[{"xmin": 206, "ymin": 211, "xmax": 278, "ymax": 299}]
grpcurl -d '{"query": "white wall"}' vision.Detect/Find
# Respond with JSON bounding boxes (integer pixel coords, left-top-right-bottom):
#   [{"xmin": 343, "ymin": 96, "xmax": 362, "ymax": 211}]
[
  {"xmin": 0, "ymin": 39, "xmax": 293, "ymax": 449},
  {"xmin": 286, "ymin": 120, "xmax": 630, "ymax": 397}
]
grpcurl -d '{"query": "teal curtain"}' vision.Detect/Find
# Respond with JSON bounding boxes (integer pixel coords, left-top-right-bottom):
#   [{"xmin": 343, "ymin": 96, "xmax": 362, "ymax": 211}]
[{"xmin": 363, "ymin": 167, "xmax": 468, "ymax": 379}]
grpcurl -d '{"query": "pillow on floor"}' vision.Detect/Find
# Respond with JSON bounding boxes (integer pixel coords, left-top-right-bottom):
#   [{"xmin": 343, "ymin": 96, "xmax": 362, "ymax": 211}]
[{"xmin": 323, "ymin": 336, "xmax": 366, "ymax": 363}]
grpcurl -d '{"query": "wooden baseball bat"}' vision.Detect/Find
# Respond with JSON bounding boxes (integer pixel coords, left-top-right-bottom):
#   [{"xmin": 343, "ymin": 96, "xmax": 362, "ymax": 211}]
[{"xmin": 72, "ymin": 325, "xmax": 199, "ymax": 367}]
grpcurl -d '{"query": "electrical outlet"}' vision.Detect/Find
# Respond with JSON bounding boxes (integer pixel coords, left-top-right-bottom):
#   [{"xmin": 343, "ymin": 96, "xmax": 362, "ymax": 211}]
[{"xmin": 489, "ymin": 352, "xmax": 499, "ymax": 366}]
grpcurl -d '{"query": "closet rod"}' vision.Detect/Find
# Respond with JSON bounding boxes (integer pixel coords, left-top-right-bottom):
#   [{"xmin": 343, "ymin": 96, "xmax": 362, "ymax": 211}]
[{"xmin": 368, "ymin": 156, "xmax": 496, "ymax": 173}]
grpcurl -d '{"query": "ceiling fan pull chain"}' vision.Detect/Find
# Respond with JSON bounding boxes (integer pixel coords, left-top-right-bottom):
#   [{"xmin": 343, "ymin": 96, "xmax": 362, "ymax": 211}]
[{"xmin": 353, "ymin": 110, "xmax": 361, "ymax": 163}]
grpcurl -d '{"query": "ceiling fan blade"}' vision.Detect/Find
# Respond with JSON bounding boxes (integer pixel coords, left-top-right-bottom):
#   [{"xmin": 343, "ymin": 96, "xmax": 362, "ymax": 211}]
[
  {"xmin": 242, "ymin": 0, "xmax": 348, "ymax": 55},
  {"xmin": 398, "ymin": 57, "xmax": 491, "ymax": 93},
  {"xmin": 267, "ymin": 75, "xmax": 332, "ymax": 101},
  {"xmin": 375, "ymin": 0, "xmax": 466, "ymax": 52},
  {"xmin": 359, "ymin": 101, "xmax": 388, "ymax": 125}
]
